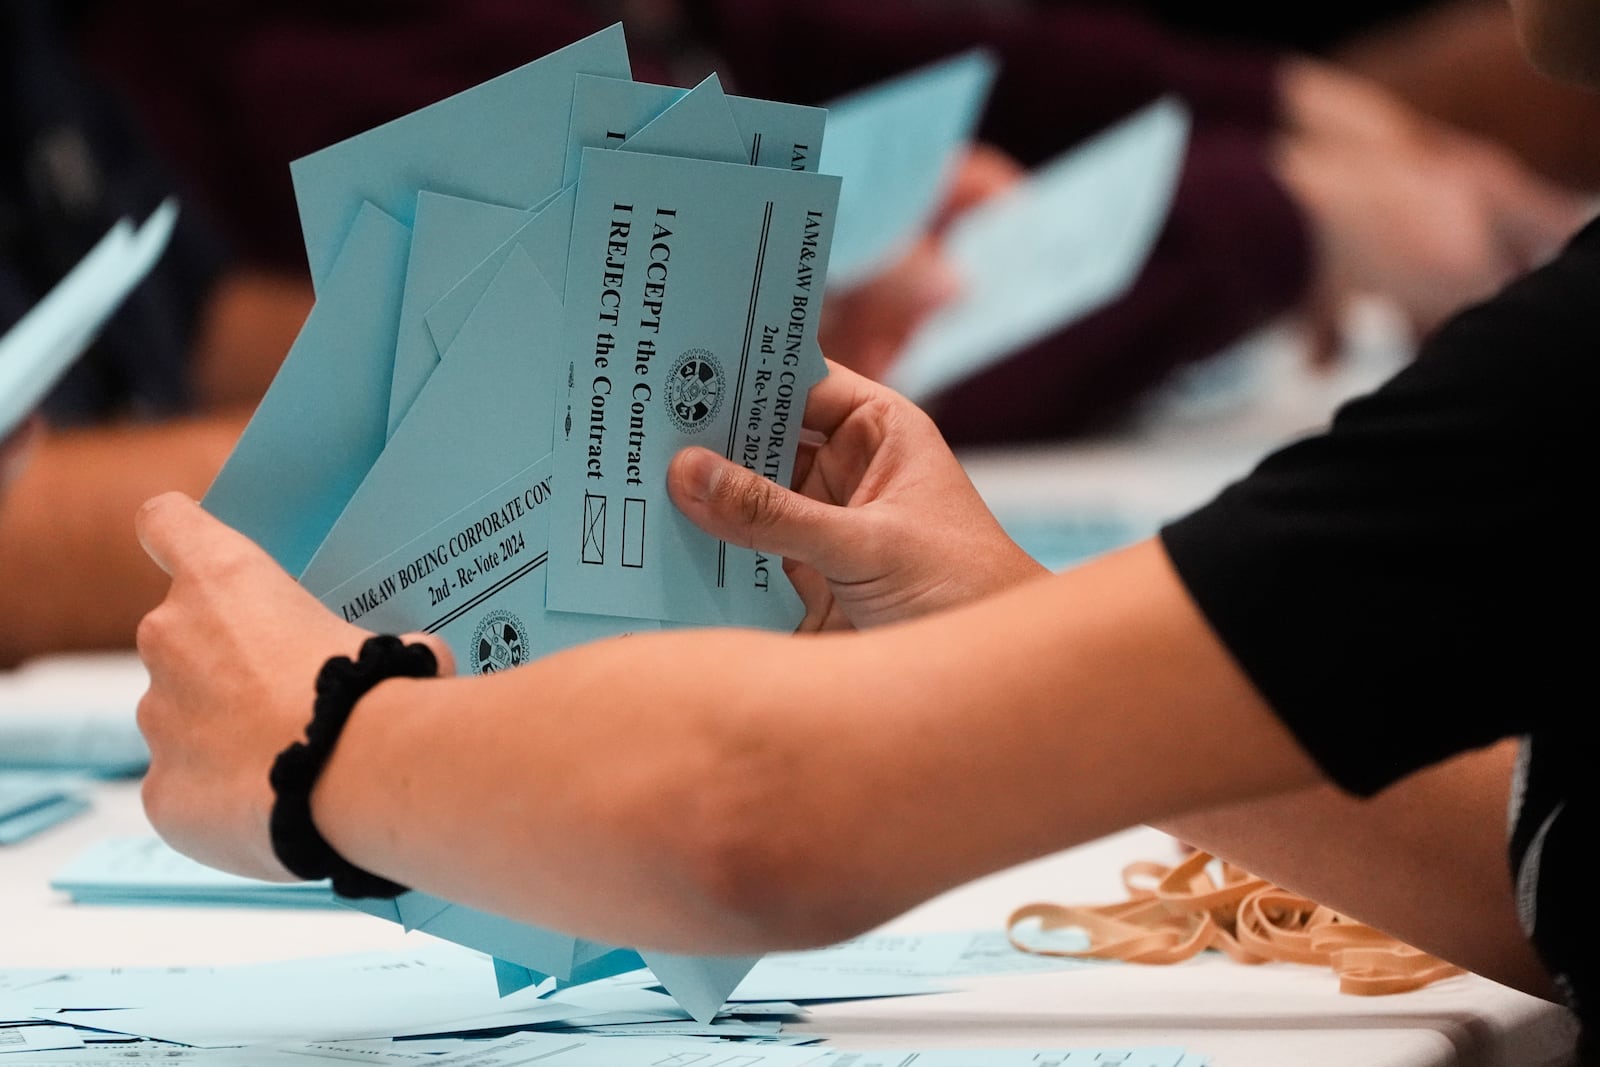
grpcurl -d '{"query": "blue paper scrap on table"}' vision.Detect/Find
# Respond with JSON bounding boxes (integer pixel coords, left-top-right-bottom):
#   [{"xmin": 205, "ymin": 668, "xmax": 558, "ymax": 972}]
[
  {"xmin": 1, "ymin": 940, "xmax": 1205, "ymax": 1063},
  {"xmin": 0, "ymin": 773, "xmax": 90, "ymax": 845},
  {"xmin": 0, "ymin": 201, "xmax": 177, "ymax": 439},
  {"xmin": 0, "ymin": 713, "xmax": 148, "ymax": 778},
  {"xmin": 51, "ymin": 836, "xmax": 336, "ymax": 908}
]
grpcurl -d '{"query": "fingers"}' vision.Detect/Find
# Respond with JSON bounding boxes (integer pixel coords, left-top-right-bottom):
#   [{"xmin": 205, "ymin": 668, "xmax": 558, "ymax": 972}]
[
  {"xmin": 136, "ymin": 491, "xmax": 264, "ymax": 579},
  {"xmin": 1482, "ymin": 163, "xmax": 1591, "ymax": 272},
  {"xmin": 1, "ymin": 415, "xmax": 42, "ymax": 489},
  {"xmin": 802, "ymin": 361, "xmax": 895, "ymax": 436},
  {"xmin": 668, "ymin": 447, "xmax": 850, "ymax": 569},
  {"xmin": 934, "ymin": 143, "xmax": 1025, "ymax": 232},
  {"xmin": 820, "ymin": 238, "xmax": 960, "ymax": 382}
]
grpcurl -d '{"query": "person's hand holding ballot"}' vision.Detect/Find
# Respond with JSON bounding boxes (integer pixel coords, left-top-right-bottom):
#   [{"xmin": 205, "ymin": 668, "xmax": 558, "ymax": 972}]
[{"xmin": 134, "ymin": 12, "xmax": 1595, "ymax": 1046}]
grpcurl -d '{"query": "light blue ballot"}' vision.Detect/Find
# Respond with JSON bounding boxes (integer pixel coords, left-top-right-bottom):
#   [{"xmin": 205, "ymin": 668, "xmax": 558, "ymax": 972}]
[
  {"xmin": 616, "ymin": 74, "xmax": 747, "ymax": 165},
  {"xmin": 291, "ymin": 24, "xmax": 630, "ymax": 291},
  {"xmin": 819, "ymin": 50, "xmax": 996, "ymax": 288},
  {"xmin": 420, "ymin": 74, "xmax": 749, "ymax": 376},
  {"xmin": 563, "ymin": 74, "xmax": 826, "ymax": 186},
  {"xmin": 887, "ymin": 97, "xmax": 1191, "ymax": 404},
  {"xmin": 0, "ymin": 200, "xmax": 176, "ymax": 438},
  {"xmin": 423, "ymin": 74, "xmax": 829, "ymax": 395},
  {"xmin": 548, "ymin": 148, "xmax": 839, "ymax": 628},
  {"xmin": 203, "ymin": 203, "xmax": 410, "ymax": 576},
  {"xmin": 313, "ymin": 458, "xmax": 639, "ymax": 661},
  {"xmin": 301, "ymin": 248, "xmax": 563, "ymax": 593},
  {"xmin": 0, "ymin": 773, "xmax": 89, "ymax": 845},
  {"xmin": 726, "ymin": 92, "xmax": 827, "ymax": 173},
  {"xmin": 425, "ymin": 187, "xmax": 579, "ymax": 359},
  {"xmin": 387, "ymin": 191, "xmax": 543, "ymax": 438},
  {"xmin": 317, "ymin": 461, "xmax": 756, "ymax": 1022},
  {"xmin": 52, "ymin": 836, "xmax": 335, "ymax": 908}
]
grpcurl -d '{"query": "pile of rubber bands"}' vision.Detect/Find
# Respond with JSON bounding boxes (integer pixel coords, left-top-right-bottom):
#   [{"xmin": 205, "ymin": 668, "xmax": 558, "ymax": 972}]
[{"xmin": 1007, "ymin": 850, "xmax": 1464, "ymax": 995}]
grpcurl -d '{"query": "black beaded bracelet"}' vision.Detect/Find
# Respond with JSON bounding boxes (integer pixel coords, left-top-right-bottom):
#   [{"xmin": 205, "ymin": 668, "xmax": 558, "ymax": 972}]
[{"xmin": 268, "ymin": 634, "xmax": 438, "ymax": 899}]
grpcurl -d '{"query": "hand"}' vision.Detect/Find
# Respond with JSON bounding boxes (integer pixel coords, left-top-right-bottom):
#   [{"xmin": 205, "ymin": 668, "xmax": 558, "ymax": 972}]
[
  {"xmin": 819, "ymin": 144, "xmax": 1024, "ymax": 381},
  {"xmin": 1276, "ymin": 60, "xmax": 1590, "ymax": 357},
  {"xmin": 668, "ymin": 362, "xmax": 1045, "ymax": 631},
  {"xmin": 134, "ymin": 492, "xmax": 453, "ymax": 881}
]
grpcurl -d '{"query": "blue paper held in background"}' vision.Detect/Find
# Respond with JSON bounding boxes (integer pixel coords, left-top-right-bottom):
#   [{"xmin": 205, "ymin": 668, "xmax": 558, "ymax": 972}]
[
  {"xmin": 887, "ymin": 97, "xmax": 1191, "ymax": 404},
  {"xmin": 819, "ymin": 50, "xmax": 996, "ymax": 288},
  {"xmin": 0, "ymin": 201, "xmax": 177, "ymax": 439}
]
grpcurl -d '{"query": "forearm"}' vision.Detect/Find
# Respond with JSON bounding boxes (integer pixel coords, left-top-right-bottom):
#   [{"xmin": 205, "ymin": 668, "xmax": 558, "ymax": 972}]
[
  {"xmin": 0, "ymin": 413, "xmax": 244, "ymax": 666},
  {"xmin": 1158, "ymin": 740, "xmax": 1555, "ymax": 1000},
  {"xmin": 310, "ymin": 540, "xmax": 1322, "ymax": 954}
]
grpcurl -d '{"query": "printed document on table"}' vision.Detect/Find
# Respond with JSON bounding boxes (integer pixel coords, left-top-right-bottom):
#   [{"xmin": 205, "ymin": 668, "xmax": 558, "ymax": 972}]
[{"xmin": 548, "ymin": 148, "xmax": 839, "ymax": 628}]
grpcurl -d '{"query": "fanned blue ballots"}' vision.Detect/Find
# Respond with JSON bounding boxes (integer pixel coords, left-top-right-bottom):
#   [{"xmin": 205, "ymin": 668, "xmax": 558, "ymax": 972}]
[
  {"xmin": 217, "ymin": 23, "xmax": 858, "ymax": 1024},
  {"xmin": 341, "ymin": 893, "xmax": 754, "ymax": 1021}
]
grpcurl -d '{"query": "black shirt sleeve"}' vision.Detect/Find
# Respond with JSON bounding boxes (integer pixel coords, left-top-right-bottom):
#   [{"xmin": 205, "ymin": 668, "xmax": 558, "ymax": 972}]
[{"xmin": 1160, "ymin": 218, "xmax": 1600, "ymax": 796}]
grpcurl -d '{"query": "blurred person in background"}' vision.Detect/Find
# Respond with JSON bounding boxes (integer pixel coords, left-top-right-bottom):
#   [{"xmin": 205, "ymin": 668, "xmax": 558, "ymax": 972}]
[
  {"xmin": 0, "ymin": 0, "xmax": 311, "ymax": 666},
  {"xmin": 5, "ymin": 0, "xmax": 1586, "ymax": 665},
  {"xmin": 1111, "ymin": 0, "xmax": 1600, "ymax": 188},
  {"xmin": 77, "ymin": 0, "xmax": 1588, "ymax": 445}
]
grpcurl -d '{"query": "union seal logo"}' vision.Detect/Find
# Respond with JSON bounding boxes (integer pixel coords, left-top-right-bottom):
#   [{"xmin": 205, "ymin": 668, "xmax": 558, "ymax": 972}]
[
  {"xmin": 664, "ymin": 348, "xmax": 725, "ymax": 433},
  {"xmin": 470, "ymin": 610, "xmax": 530, "ymax": 675}
]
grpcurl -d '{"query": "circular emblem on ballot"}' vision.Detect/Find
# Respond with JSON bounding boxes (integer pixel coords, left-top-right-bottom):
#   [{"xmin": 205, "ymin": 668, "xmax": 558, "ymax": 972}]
[
  {"xmin": 664, "ymin": 348, "xmax": 725, "ymax": 433},
  {"xmin": 471, "ymin": 610, "xmax": 530, "ymax": 675}
]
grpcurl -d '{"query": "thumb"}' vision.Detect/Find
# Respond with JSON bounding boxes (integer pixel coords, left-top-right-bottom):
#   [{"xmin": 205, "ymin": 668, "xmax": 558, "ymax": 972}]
[
  {"xmin": 136, "ymin": 491, "xmax": 261, "ymax": 578},
  {"xmin": 668, "ymin": 447, "xmax": 849, "ymax": 569}
]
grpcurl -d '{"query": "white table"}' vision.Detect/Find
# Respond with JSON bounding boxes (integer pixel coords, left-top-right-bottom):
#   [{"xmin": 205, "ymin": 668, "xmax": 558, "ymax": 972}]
[
  {"xmin": 0, "ymin": 651, "xmax": 1578, "ymax": 1067},
  {"xmin": 0, "ymin": 310, "xmax": 1580, "ymax": 1064}
]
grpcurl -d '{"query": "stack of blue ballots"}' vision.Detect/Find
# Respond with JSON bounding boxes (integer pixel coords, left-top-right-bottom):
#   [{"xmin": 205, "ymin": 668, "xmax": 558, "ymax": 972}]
[
  {"xmin": 0, "ymin": 202, "xmax": 177, "ymax": 440},
  {"xmin": 0, "ymin": 711, "xmax": 149, "ymax": 779},
  {"xmin": 0, "ymin": 773, "xmax": 89, "ymax": 845},
  {"xmin": 52, "ymin": 836, "xmax": 336, "ymax": 908},
  {"xmin": 198, "ymin": 23, "xmax": 951, "ymax": 1026}
]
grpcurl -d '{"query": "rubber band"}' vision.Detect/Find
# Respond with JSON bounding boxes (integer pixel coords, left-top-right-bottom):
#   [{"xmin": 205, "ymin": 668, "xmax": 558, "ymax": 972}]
[{"xmin": 1007, "ymin": 850, "xmax": 1465, "ymax": 995}]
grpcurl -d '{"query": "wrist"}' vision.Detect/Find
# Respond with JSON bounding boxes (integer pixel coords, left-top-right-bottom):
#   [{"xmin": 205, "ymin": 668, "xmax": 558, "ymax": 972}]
[{"xmin": 269, "ymin": 635, "xmax": 438, "ymax": 898}]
